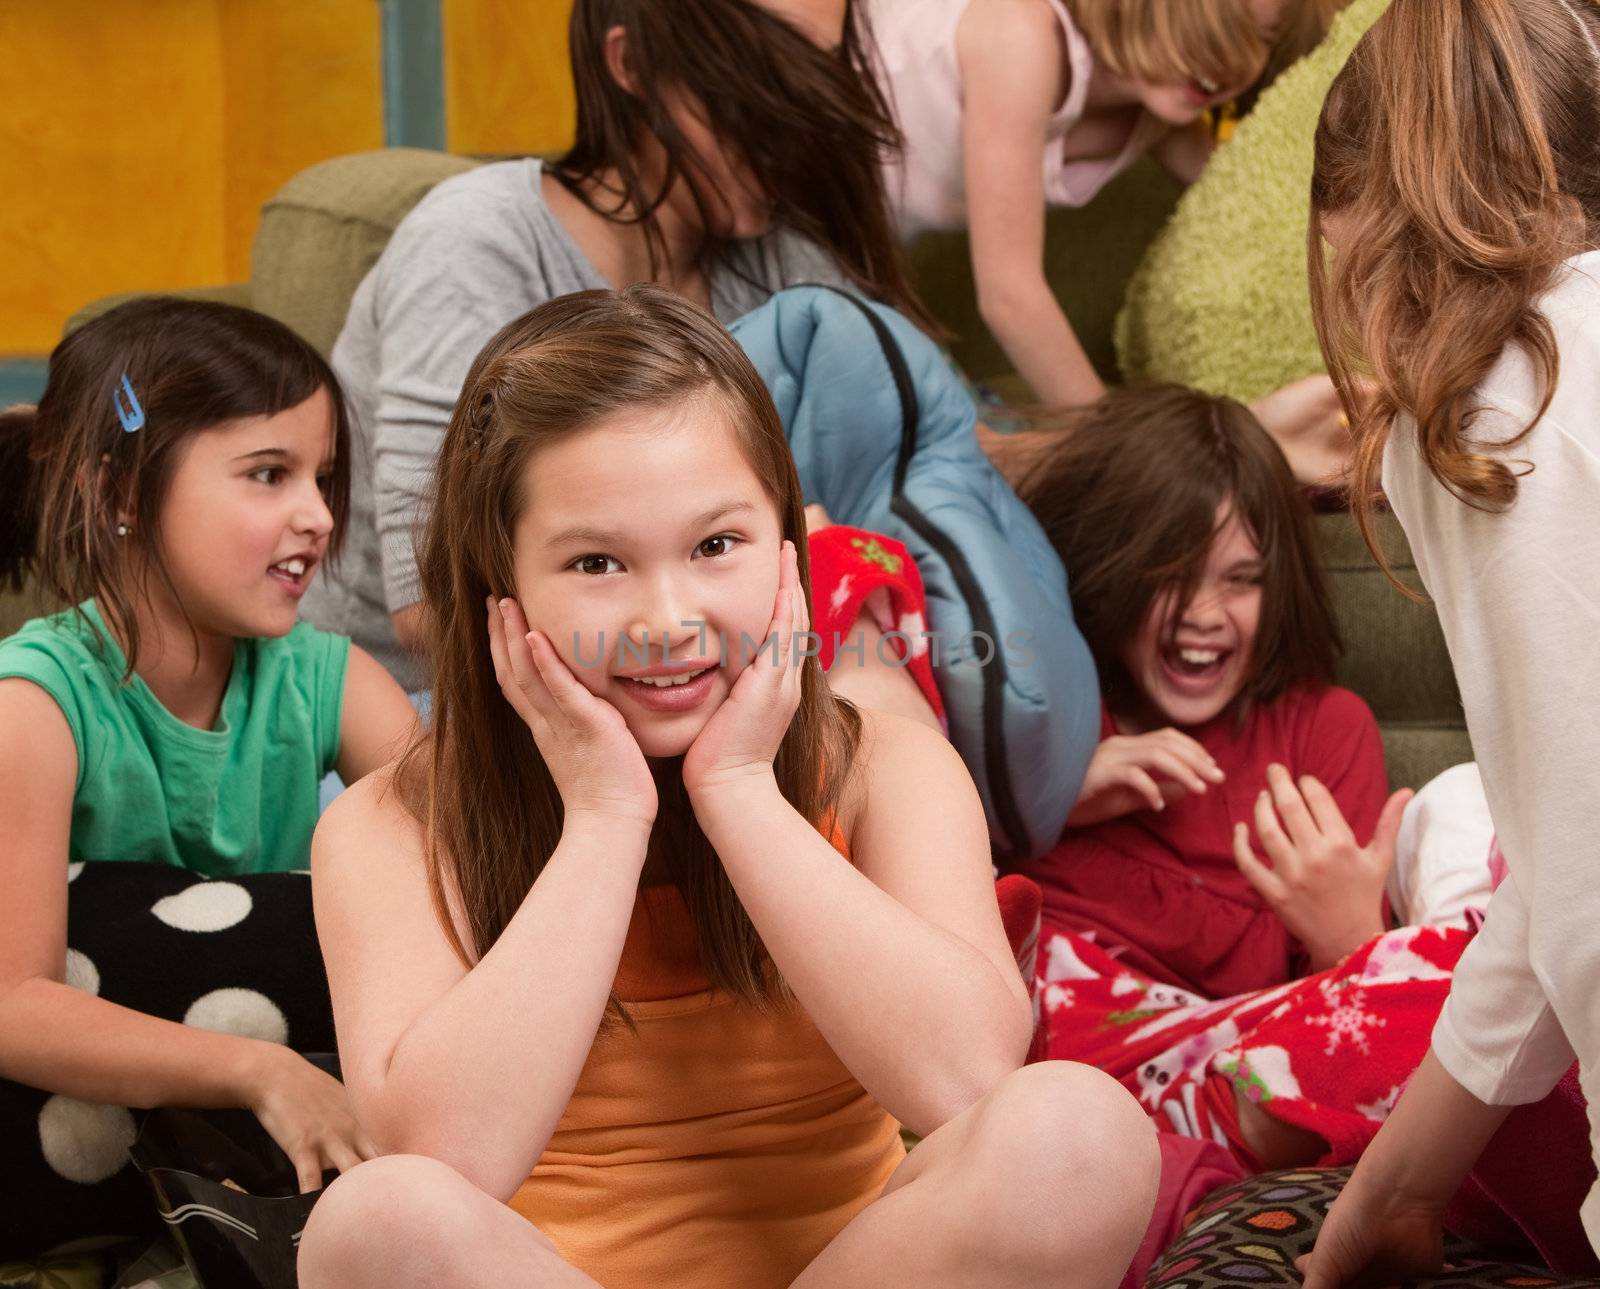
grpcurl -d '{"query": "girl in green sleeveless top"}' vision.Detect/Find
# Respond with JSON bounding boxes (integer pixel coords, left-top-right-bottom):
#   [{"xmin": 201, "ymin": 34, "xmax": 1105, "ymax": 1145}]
[{"xmin": 0, "ymin": 298, "xmax": 417, "ymax": 1253}]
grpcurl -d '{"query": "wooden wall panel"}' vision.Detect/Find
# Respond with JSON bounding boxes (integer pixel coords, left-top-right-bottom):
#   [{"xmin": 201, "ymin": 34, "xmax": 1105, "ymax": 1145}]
[
  {"xmin": 0, "ymin": 1, "xmax": 384, "ymax": 355},
  {"xmin": 443, "ymin": 0, "xmax": 575, "ymax": 156}
]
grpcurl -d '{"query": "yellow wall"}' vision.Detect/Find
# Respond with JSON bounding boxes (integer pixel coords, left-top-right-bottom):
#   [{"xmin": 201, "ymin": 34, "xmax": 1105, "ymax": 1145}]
[
  {"xmin": 0, "ymin": 1, "xmax": 382, "ymax": 357},
  {"xmin": 444, "ymin": 0, "xmax": 576, "ymax": 156},
  {"xmin": 0, "ymin": 1, "xmax": 578, "ymax": 359}
]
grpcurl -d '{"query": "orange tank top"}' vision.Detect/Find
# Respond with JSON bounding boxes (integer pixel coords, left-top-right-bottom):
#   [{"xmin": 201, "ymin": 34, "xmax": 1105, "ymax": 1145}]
[{"xmin": 507, "ymin": 824, "xmax": 905, "ymax": 1288}]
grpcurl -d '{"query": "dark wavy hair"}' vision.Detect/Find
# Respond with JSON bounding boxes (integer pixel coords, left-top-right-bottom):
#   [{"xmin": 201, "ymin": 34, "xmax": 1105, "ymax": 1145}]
[
  {"xmin": 1016, "ymin": 384, "xmax": 1337, "ymax": 721},
  {"xmin": 0, "ymin": 297, "xmax": 350, "ymax": 673},
  {"xmin": 550, "ymin": 0, "xmax": 938, "ymax": 334}
]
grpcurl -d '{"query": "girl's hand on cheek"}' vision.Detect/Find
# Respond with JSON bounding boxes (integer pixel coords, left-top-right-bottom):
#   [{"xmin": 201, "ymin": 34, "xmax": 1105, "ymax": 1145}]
[
  {"xmin": 1067, "ymin": 729, "xmax": 1225, "ymax": 827},
  {"xmin": 683, "ymin": 540, "xmax": 805, "ymax": 804},
  {"xmin": 1232, "ymin": 765, "xmax": 1412, "ymax": 972},
  {"xmin": 486, "ymin": 597, "xmax": 657, "ymax": 832}
]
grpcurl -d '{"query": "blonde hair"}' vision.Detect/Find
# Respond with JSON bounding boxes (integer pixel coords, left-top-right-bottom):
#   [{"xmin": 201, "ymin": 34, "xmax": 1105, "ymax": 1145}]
[
  {"xmin": 399, "ymin": 286, "xmax": 860, "ymax": 1007},
  {"xmin": 1309, "ymin": 0, "xmax": 1600, "ymax": 568},
  {"xmin": 1068, "ymin": 0, "xmax": 1343, "ymax": 92}
]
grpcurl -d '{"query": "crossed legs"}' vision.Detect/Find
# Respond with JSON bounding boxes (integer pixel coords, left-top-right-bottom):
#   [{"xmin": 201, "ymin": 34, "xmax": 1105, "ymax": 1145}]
[{"xmin": 298, "ymin": 1062, "xmax": 1158, "ymax": 1289}]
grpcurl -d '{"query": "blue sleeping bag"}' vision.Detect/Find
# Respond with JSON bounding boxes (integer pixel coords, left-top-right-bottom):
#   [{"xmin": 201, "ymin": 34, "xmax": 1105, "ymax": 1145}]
[{"xmin": 729, "ymin": 286, "xmax": 1099, "ymax": 860}]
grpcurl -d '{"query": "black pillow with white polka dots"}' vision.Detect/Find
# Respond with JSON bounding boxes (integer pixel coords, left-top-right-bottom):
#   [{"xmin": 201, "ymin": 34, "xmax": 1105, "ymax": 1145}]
[{"xmin": 1, "ymin": 861, "xmax": 335, "ymax": 1259}]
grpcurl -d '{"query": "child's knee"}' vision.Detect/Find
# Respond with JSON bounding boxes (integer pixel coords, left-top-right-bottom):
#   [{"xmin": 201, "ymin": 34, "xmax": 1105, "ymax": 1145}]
[
  {"xmin": 953, "ymin": 1063, "xmax": 1159, "ymax": 1275},
  {"xmin": 298, "ymin": 1154, "xmax": 478, "ymax": 1282},
  {"xmin": 975, "ymin": 1063, "xmax": 1159, "ymax": 1217}
]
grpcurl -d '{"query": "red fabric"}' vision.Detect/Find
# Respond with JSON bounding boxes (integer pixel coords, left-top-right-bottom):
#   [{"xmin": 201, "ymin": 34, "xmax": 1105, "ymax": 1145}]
[
  {"xmin": 1016, "ymin": 686, "xmax": 1389, "ymax": 1000},
  {"xmin": 1446, "ymin": 1064, "xmax": 1599, "ymax": 1275},
  {"xmin": 804, "ymin": 525, "xmax": 945, "ymax": 724},
  {"xmin": 1031, "ymin": 923, "xmax": 1471, "ymax": 1169},
  {"xmin": 995, "ymin": 873, "xmax": 1042, "ymax": 981},
  {"xmin": 1119, "ymin": 1135, "xmax": 1247, "ymax": 1289}
]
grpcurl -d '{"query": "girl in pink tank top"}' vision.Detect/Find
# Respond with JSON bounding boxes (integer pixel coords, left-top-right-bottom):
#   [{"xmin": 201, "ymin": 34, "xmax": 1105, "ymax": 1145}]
[{"xmin": 866, "ymin": 0, "xmax": 1338, "ymax": 406}]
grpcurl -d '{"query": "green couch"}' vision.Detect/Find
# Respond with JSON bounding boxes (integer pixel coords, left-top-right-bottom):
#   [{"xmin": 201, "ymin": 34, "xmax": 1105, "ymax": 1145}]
[{"xmin": 44, "ymin": 142, "xmax": 1466, "ymax": 790}]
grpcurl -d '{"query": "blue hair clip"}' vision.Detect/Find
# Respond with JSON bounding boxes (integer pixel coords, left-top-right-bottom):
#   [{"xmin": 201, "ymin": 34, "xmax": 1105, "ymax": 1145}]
[{"xmin": 113, "ymin": 373, "xmax": 145, "ymax": 433}]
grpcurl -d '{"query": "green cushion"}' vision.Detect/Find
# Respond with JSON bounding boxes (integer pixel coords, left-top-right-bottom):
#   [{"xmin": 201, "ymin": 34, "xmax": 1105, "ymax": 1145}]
[
  {"xmin": 1316, "ymin": 510, "xmax": 1468, "ymax": 790},
  {"xmin": 250, "ymin": 148, "xmax": 481, "ymax": 357},
  {"xmin": 1115, "ymin": 0, "xmax": 1391, "ymax": 402}
]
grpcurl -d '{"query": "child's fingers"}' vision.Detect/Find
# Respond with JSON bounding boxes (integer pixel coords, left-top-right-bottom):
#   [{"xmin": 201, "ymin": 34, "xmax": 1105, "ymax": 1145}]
[
  {"xmin": 789, "ymin": 542, "xmax": 811, "ymax": 638},
  {"xmin": 486, "ymin": 597, "xmax": 514, "ymax": 690},
  {"xmin": 290, "ymin": 1145, "xmax": 323, "ymax": 1195},
  {"xmin": 524, "ymin": 629, "xmax": 596, "ymax": 728},
  {"xmin": 1233, "ymin": 822, "xmax": 1288, "ymax": 905},
  {"xmin": 1266, "ymin": 762, "xmax": 1320, "ymax": 848},
  {"xmin": 777, "ymin": 540, "xmax": 805, "ymax": 652},
  {"xmin": 487, "ymin": 598, "xmax": 543, "ymax": 726},
  {"xmin": 1155, "ymin": 729, "xmax": 1226, "ymax": 782},
  {"xmin": 1298, "ymin": 774, "xmax": 1355, "ymax": 843},
  {"xmin": 496, "ymin": 601, "xmax": 558, "ymax": 721},
  {"xmin": 1138, "ymin": 747, "xmax": 1210, "ymax": 796},
  {"xmin": 1121, "ymin": 766, "xmax": 1167, "ymax": 814},
  {"xmin": 325, "ymin": 1137, "xmax": 365, "ymax": 1177},
  {"xmin": 1368, "ymin": 789, "xmax": 1415, "ymax": 871},
  {"xmin": 1295, "ymin": 1251, "xmax": 1335, "ymax": 1289},
  {"xmin": 1252, "ymin": 788, "xmax": 1299, "ymax": 875}
]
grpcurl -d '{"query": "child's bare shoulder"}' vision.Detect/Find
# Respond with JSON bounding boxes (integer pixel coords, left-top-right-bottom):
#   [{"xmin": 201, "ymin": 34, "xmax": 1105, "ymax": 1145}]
[
  {"xmin": 844, "ymin": 707, "xmax": 982, "ymax": 828},
  {"xmin": 313, "ymin": 765, "xmax": 425, "ymax": 877},
  {"xmin": 957, "ymin": 0, "xmax": 1066, "ymax": 69}
]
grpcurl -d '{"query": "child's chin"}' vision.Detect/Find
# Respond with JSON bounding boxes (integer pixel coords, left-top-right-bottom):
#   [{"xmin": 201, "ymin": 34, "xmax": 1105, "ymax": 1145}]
[
  {"xmin": 1151, "ymin": 685, "xmax": 1239, "ymax": 729},
  {"xmin": 629, "ymin": 719, "xmax": 708, "ymax": 762}
]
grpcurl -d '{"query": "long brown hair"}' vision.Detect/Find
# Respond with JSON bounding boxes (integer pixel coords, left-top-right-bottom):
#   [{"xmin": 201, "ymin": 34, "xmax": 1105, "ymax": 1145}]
[
  {"xmin": 551, "ymin": 0, "xmax": 938, "ymax": 334},
  {"xmin": 400, "ymin": 285, "xmax": 861, "ymax": 1004},
  {"xmin": 1015, "ymin": 384, "xmax": 1336, "ymax": 719},
  {"xmin": 1310, "ymin": 0, "xmax": 1600, "ymax": 566},
  {"xmin": 0, "ymin": 297, "xmax": 350, "ymax": 674}
]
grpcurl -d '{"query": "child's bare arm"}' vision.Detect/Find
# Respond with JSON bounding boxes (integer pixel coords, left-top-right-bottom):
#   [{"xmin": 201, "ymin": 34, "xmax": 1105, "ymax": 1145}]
[
  {"xmin": 313, "ymin": 785, "xmax": 646, "ymax": 1199},
  {"xmin": 316, "ymin": 599, "xmax": 654, "ymax": 1200},
  {"xmin": 695, "ymin": 710, "xmax": 1031, "ymax": 1139},
  {"xmin": 1300, "ymin": 1050, "xmax": 1512, "ymax": 1288},
  {"xmin": 958, "ymin": 0, "xmax": 1105, "ymax": 407},
  {"xmin": 0, "ymin": 679, "xmax": 372, "ymax": 1191},
  {"xmin": 335, "ymin": 644, "xmax": 420, "ymax": 784}
]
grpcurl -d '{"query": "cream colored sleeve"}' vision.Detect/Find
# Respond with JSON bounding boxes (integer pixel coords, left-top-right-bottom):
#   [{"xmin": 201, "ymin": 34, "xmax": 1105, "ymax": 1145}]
[
  {"xmin": 1402, "ymin": 400, "xmax": 1600, "ymax": 1103},
  {"xmin": 1432, "ymin": 871, "xmax": 1576, "ymax": 1104}
]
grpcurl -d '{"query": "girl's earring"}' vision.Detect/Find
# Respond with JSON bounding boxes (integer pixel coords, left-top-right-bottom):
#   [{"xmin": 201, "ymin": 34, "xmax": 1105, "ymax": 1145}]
[{"xmin": 115, "ymin": 522, "xmax": 132, "ymax": 538}]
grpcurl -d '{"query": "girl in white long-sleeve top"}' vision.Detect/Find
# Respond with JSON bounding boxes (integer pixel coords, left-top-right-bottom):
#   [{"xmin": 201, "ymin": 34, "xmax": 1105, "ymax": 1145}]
[{"xmin": 1299, "ymin": 1, "xmax": 1600, "ymax": 1283}]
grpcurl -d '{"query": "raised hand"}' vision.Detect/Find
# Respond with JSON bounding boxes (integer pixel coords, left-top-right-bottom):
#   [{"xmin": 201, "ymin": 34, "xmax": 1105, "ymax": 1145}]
[
  {"xmin": 486, "ymin": 597, "xmax": 657, "ymax": 830},
  {"xmin": 1067, "ymin": 728, "xmax": 1226, "ymax": 827},
  {"xmin": 1233, "ymin": 764, "xmax": 1411, "ymax": 970},
  {"xmin": 682, "ymin": 540, "xmax": 806, "ymax": 802}
]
